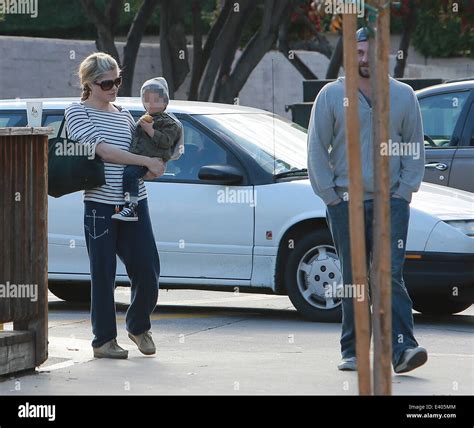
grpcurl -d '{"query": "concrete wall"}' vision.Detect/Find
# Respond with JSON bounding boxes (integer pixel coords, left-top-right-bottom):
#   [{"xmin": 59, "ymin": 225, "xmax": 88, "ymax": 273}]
[{"xmin": 1, "ymin": 35, "xmax": 472, "ymax": 119}]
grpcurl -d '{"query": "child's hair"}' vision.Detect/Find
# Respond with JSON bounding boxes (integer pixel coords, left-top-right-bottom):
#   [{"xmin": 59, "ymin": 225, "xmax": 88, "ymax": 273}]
[{"xmin": 78, "ymin": 52, "xmax": 120, "ymax": 101}]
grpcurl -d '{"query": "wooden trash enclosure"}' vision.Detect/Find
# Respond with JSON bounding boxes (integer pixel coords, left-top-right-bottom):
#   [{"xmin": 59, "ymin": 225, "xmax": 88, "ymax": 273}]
[{"xmin": 0, "ymin": 126, "xmax": 52, "ymax": 375}]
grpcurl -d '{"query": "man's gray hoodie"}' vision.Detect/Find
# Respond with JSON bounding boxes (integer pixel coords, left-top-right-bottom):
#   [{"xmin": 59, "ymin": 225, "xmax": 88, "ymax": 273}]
[{"xmin": 307, "ymin": 76, "xmax": 425, "ymax": 205}]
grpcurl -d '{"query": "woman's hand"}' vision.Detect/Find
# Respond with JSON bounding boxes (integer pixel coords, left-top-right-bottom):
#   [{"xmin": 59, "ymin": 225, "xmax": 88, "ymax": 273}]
[
  {"xmin": 144, "ymin": 157, "xmax": 166, "ymax": 179},
  {"xmin": 139, "ymin": 118, "xmax": 155, "ymax": 138}
]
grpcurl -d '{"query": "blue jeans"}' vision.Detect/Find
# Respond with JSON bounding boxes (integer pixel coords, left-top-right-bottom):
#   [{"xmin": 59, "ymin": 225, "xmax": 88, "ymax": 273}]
[
  {"xmin": 84, "ymin": 199, "xmax": 160, "ymax": 348},
  {"xmin": 123, "ymin": 165, "xmax": 149, "ymax": 201},
  {"xmin": 326, "ymin": 198, "xmax": 418, "ymax": 366}
]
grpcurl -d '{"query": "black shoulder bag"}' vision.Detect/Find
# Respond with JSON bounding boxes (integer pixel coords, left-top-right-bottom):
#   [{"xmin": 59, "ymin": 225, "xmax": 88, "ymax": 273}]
[{"xmin": 48, "ymin": 106, "xmax": 106, "ymax": 198}]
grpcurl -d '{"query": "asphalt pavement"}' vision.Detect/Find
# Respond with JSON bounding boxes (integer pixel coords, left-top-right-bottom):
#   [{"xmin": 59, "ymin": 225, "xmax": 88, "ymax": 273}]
[{"xmin": 0, "ymin": 288, "xmax": 472, "ymax": 395}]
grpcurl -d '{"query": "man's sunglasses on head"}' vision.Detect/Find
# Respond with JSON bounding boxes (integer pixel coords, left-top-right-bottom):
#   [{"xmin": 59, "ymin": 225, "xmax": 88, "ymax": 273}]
[{"xmin": 94, "ymin": 77, "xmax": 122, "ymax": 91}]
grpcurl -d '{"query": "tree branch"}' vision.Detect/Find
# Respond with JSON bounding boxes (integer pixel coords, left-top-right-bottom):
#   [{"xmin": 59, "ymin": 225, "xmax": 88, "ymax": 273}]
[
  {"xmin": 215, "ymin": 0, "xmax": 290, "ymax": 103},
  {"xmin": 106, "ymin": 0, "xmax": 123, "ymax": 33},
  {"xmin": 394, "ymin": 3, "xmax": 417, "ymax": 78},
  {"xmin": 79, "ymin": 0, "xmax": 122, "ymax": 64},
  {"xmin": 325, "ymin": 34, "xmax": 343, "ymax": 79},
  {"xmin": 120, "ymin": 0, "xmax": 159, "ymax": 96},
  {"xmin": 80, "ymin": 0, "xmax": 107, "ymax": 32},
  {"xmin": 213, "ymin": 2, "xmax": 258, "ymax": 101},
  {"xmin": 160, "ymin": 0, "xmax": 190, "ymax": 98},
  {"xmin": 190, "ymin": 0, "xmax": 234, "ymax": 100},
  {"xmin": 278, "ymin": 4, "xmax": 318, "ymax": 80},
  {"xmin": 198, "ymin": 0, "xmax": 254, "ymax": 101}
]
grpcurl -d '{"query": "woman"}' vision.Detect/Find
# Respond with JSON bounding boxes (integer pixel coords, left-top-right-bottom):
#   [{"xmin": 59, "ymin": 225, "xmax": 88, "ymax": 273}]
[{"xmin": 65, "ymin": 52, "xmax": 165, "ymax": 359}]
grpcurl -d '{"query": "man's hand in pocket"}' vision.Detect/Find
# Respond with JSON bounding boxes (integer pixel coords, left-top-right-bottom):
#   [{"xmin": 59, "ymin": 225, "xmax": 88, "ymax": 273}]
[{"xmin": 328, "ymin": 197, "xmax": 343, "ymax": 206}]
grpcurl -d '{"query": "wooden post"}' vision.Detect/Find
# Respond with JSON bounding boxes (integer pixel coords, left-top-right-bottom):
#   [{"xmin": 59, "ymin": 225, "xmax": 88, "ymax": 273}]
[
  {"xmin": 342, "ymin": 11, "xmax": 372, "ymax": 396},
  {"xmin": 368, "ymin": 0, "xmax": 392, "ymax": 395},
  {"xmin": 0, "ymin": 126, "xmax": 51, "ymax": 375}
]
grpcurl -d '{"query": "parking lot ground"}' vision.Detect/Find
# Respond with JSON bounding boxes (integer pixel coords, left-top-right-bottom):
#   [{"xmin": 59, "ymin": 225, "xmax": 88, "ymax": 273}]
[{"xmin": 0, "ymin": 289, "xmax": 473, "ymax": 395}]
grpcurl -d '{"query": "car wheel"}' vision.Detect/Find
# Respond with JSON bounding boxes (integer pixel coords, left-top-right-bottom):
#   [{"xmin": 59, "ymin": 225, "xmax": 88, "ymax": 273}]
[
  {"xmin": 48, "ymin": 283, "xmax": 91, "ymax": 303},
  {"xmin": 285, "ymin": 229, "xmax": 342, "ymax": 322},
  {"xmin": 412, "ymin": 296, "xmax": 471, "ymax": 316}
]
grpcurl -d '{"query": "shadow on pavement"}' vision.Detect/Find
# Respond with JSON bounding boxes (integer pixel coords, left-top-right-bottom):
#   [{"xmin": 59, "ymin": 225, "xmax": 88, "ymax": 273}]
[
  {"xmin": 48, "ymin": 299, "xmax": 473, "ymax": 327},
  {"xmin": 47, "ymin": 300, "xmax": 304, "ymax": 322}
]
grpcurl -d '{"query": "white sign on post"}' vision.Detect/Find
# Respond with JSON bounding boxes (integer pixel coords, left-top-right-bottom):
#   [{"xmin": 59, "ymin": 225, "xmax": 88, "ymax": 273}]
[{"xmin": 26, "ymin": 101, "xmax": 43, "ymax": 127}]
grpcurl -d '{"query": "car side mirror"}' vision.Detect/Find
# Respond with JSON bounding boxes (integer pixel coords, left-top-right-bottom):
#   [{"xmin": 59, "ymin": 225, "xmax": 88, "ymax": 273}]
[{"xmin": 198, "ymin": 164, "xmax": 243, "ymax": 184}]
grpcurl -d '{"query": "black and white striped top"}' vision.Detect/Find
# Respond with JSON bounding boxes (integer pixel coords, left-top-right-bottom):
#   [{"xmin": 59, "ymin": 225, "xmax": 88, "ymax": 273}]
[{"xmin": 64, "ymin": 102, "xmax": 147, "ymax": 205}]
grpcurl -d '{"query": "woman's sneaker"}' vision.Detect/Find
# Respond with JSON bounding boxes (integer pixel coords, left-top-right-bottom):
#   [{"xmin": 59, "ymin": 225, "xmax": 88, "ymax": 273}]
[{"xmin": 112, "ymin": 203, "xmax": 138, "ymax": 222}]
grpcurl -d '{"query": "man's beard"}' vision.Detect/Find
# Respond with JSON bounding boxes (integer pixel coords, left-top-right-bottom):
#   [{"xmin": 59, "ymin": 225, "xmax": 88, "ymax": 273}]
[{"xmin": 358, "ymin": 65, "xmax": 370, "ymax": 78}]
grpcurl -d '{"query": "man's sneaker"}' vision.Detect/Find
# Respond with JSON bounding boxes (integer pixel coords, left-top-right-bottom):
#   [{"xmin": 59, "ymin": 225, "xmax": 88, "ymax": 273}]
[
  {"xmin": 394, "ymin": 347, "xmax": 428, "ymax": 374},
  {"xmin": 128, "ymin": 330, "xmax": 156, "ymax": 355},
  {"xmin": 112, "ymin": 204, "xmax": 138, "ymax": 222},
  {"xmin": 93, "ymin": 339, "xmax": 128, "ymax": 359},
  {"xmin": 337, "ymin": 357, "xmax": 357, "ymax": 371}
]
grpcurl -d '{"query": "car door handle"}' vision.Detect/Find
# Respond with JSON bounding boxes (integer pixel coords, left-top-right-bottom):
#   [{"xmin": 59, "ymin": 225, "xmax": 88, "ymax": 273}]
[{"xmin": 424, "ymin": 162, "xmax": 448, "ymax": 171}]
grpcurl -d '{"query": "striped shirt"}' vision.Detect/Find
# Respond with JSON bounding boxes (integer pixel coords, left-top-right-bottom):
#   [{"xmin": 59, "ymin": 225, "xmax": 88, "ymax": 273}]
[{"xmin": 65, "ymin": 102, "xmax": 147, "ymax": 205}]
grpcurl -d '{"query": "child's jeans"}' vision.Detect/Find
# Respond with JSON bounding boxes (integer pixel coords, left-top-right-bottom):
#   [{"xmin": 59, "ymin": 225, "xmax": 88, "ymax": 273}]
[{"xmin": 123, "ymin": 165, "xmax": 149, "ymax": 202}]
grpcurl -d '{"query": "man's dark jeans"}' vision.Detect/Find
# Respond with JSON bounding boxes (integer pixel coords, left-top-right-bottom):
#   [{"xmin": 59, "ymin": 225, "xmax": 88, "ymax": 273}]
[{"xmin": 326, "ymin": 197, "xmax": 419, "ymax": 366}]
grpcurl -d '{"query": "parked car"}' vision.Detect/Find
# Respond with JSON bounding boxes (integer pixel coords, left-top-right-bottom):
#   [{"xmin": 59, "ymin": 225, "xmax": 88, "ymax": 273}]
[
  {"xmin": 418, "ymin": 78, "xmax": 474, "ymax": 193},
  {"xmin": 1, "ymin": 97, "xmax": 473, "ymax": 322}
]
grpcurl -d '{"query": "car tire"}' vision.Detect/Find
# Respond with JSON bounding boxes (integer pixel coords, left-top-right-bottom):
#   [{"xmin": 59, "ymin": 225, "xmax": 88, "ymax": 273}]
[
  {"xmin": 49, "ymin": 283, "xmax": 91, "ymax": 303},
  {"xmin": 284, "ymin": 229, "xmax": 342, "ymax": 323},
  {"xmin": 412, "ymin": 296, "xmax": 471, "ymax": 316}
]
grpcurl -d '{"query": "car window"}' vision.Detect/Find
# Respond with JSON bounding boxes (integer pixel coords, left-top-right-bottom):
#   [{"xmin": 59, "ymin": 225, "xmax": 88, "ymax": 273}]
[
  {"xmin": 128, "ymin": 113, "xmax": 238, "ymax": 182},
  {"xmin": 43, "ymin": 114, "xmax": 64, "ymax": 140},
  {"xmin": 196, "ymin": 113, "xmax": 308, "ymax": 174},
  {"xmin": 467, "ymin": 103, "xmax": 474, "ymax": 147},
  {"xmin": 159, "ymin": 119, "xmax": 235, "ymax": 181},
  {"xmin": 419, "ymin": 91, "xmax": 470, "ymax": 148},
  {"xmin": 0, "ymin": 112, "xmax": 27, "ymax": 127},
  {"xmin": 472, "ymin": 119, "xmax": 474, "ymax": 147}
]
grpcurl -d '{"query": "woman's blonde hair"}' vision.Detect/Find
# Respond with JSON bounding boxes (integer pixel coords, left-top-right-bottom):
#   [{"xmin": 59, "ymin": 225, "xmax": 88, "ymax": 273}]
[{"xmin": 78, "ymin": 52, "xmax": 120, "ymax": 101}]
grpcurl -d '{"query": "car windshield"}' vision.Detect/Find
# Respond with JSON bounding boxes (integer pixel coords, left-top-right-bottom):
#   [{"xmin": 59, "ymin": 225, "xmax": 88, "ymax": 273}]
[{"xmin": 195, "ymin": 113, "xmax": 308, "ymax": 174}]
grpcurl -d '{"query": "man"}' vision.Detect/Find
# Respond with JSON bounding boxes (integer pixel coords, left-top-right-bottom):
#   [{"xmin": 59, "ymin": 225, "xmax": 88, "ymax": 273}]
[{"xmin": 307, "ymin": 27, "xmax": 428, "ymax": 373}]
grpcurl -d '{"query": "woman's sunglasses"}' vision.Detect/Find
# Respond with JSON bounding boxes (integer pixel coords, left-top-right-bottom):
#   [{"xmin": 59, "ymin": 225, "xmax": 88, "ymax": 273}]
[{"xmin": 94, "ymin": 77, "xmax": 122, "ymax": 91}]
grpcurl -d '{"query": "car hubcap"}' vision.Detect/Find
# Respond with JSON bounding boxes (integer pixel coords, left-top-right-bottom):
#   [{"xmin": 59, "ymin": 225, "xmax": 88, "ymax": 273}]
[{"xmin": 297, "ymin": 245, "xmax": 342, "ymax": 310}]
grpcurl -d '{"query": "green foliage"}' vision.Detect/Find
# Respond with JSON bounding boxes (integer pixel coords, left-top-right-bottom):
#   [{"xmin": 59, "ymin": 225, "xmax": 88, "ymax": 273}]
[
  {"xmin": 3, "ymin": 0, "xmax": 471, "ymax": 60},
  {"xmin": 0, "ymin": 0, "xmax": 218, "ymax": 39},
  {"xmin": 0, "ymin": 0, "xmax": 98, "ymax": 38},
  {"xmin": 412, "ymin": 1, "xmax": 473, "ymax": 58}
]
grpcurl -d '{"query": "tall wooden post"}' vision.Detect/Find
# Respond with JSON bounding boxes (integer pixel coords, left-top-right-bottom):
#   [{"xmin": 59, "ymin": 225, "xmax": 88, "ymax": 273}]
[
  {"xmin": 368, "ymin": 0, "xmax": 392, "ymax": 395},
  {"xmin": 342, "ymin": 11, "xmax": 372, "ymax": 396}
]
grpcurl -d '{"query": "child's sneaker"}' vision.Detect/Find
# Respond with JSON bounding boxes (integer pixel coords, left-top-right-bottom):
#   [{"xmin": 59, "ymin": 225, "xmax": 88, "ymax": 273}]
[{"xmin": 112, "ymin": 203, "xmax": 138, "ymax": 222}]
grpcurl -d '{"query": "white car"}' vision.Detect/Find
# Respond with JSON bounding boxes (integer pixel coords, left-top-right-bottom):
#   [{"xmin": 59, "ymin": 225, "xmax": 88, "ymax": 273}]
[{"xmin": 1, "ymin": 97, "xmax": 473, "ymax": 321}]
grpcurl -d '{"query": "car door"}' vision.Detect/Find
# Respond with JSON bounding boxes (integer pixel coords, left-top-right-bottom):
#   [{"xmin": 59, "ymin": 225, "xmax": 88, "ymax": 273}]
[
  {"xmin": 143, "ymin": 116, "xmax": 255, "ymax": 280},
  {"xmin": 46, "ymin": 114, "xmax": 92, "ymax": 277},
  {"xmin": 419, "ymin": 90, "xmax": 471, "ymax": 187},
  {"xmin": 450, "ymin": 99, "xmax": 474, "ymax": 192}
]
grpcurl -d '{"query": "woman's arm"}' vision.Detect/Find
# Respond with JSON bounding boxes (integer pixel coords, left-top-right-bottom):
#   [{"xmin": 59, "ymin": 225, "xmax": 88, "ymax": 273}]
[
  {"xmin": 65, "ymin": 103, "xmax": 165, "ymax": 177},
  {"xmin": 95, "ymin": 143, "xmax": 165, "ymax": 176}
]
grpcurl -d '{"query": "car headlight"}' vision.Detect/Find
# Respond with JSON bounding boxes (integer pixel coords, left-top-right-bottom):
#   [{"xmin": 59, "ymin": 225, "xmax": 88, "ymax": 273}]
[{"xmin": 444, "ymin": 220, "xmax": 474, "ymax": 237}]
